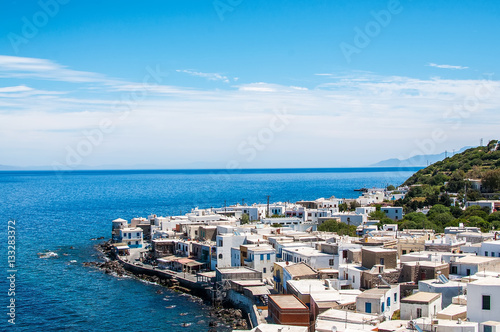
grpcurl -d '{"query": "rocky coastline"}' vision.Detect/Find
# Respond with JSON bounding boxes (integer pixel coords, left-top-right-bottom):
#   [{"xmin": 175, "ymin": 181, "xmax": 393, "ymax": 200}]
[{"xmin": 84, "ymin": 240, "xmax": 249, "ymax": 330}]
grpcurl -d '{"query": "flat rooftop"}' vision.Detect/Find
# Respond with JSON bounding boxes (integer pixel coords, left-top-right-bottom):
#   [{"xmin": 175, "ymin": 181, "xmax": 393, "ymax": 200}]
[
  {"xmin": 285, "ymin": 263, "xmax": 317, "ymax": 276},
  {"xmin": 470, "ymin": 277, "xmax": 500, "ymax": 286},
  {"xmin": 437, "ymin": 304, "xmax": 467, "ymax": 316},
  {"xmin": 362, "ymin": 247, "xmax": 397, "ymax": 253},
  {"xmin": 457, "ymin": 256, "xmax": 500, "ymax": 264},
  {"xmin": 217, "ymin": 266, "xmax": 259, "ymax": 274},
  {"xmin": 287, "ymin": 279, "xmax": 339, "ymax": 294},
  {"xmin": 401, "ymin": 291, "xmax": 440, "ymax": 304},
  {"xmin": 358, "ymin": 287, "xmax": 392, "ymax": 299},
  {"xmin": 269, "ymin": 295, "xmax": 308, "ymax": 309}
]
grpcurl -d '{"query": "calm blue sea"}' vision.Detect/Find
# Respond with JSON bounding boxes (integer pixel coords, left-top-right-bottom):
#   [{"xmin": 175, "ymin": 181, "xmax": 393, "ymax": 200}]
[{"xmin": 0, "ymin": 167, "xmax": 420, "ymax": 331}]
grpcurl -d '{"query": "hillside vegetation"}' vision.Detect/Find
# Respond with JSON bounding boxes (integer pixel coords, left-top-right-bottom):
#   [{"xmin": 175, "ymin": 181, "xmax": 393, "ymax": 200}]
[{"xmin": 382, "ymin": 140, "xmax": 500, "ymax": 233}]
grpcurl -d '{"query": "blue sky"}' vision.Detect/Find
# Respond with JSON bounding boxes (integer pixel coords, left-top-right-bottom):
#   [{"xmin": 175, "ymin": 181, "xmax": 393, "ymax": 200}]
[{"xmin": 0, "ymin": 0, "xmax": 499, "ymax": 169}]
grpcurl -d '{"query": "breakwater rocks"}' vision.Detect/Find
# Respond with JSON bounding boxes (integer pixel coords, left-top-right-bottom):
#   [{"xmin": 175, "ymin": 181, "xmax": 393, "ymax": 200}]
[
  {"xmin": 87, "ymin": 241, "xmax": 250, "ymax": 330},
  {"xmin": 211, "ymin": 307, "xmax": 248, "ymax": 330},
  {"xmin": 82, "ymin": 260, "xmax": 128, "ymax": 276}
]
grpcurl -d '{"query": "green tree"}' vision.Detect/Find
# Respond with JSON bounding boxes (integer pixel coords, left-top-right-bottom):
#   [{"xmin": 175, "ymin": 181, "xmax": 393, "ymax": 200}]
[
  {"xmin": 466, "ymin": 216, "xmax": 490, "ymax": 232},
  {"xmin": 449, "ymin": 206, "xmax": 464, "ymax": 218},
  {"xmin": 482, "ymin": 169, "xmax": 500, "ymax": 192},
  {"xmin": 464, "ymin": 205, "xmax": 489, "ymax": 219},
  {"xmin": 241, "ymin": 213, "xmax": 250, "ymax": 224},
  {"xmin": 488, "ymin": 211, "xmax": 500, "ymax": 223},
  {"xmin": 318, "ymin": 219, "xmax": 357, "ymax": 237},
  {"xmin": 387, "ymin": 185, "xmax": 396, "ymax": 191},
  {"xmin": 349, "ymin": 201, "xmax": 360, "ymax": 211},
  {"xmin": 427, "ymin": 204, "xmax": 450, "ymax": 217},
  {"xmin": 339, "ymin": 203, "xmax": 348, "ymax": 212}
]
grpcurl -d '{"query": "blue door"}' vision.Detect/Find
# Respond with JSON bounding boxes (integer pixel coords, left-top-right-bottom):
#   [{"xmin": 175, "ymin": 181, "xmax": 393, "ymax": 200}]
[{"xmin": 365, "ymin": 302, "xmax": 372, "ymax": 313}]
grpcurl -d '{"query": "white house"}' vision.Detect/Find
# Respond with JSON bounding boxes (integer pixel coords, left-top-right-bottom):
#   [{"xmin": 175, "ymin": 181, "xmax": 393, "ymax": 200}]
[
  {"xmin": 479, "ymin": 240, "xmax": 500, "ymax": 258},
  {"xmin": 118, "ymin": 227, "xmax": 143, "ymax": 248},
  {"xmin": 380, "ymin": 206, "xmax": 404, "ymax": 221},
  {"xmin": 242, "ymin": 244, "xmax": 276, "ymax": 278},
  {"xmin": 467, "ymin": 277, "xmax": 500, "ymax": 323},
  {"xmin": 328, "ymin": 212, "xmax": 366, "ymax": 226},
  {"xmin": 282, "ymin": 246, "xmax": 334, "ymax": 270},
  {"xmin": 400, "ymin": 291, "xmax": 442, "ymax": 320},
  {"xmin": 215, "ymin": 233, "xmax": 246, "ymax": 269},
  {"xmin": 338, "ymin": 264, "xmax": 365, "ymax": 290},
  {"xmin": 231, "ymin": 247, "xmax": 241, "ymax": 267},
  {"xmin": 356, "ymin": 285, "xmax": 400, "ymax": 319}
]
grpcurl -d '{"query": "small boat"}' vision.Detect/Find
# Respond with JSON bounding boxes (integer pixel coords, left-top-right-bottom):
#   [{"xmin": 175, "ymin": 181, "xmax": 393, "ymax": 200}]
[
  {"xmin": 180, "ymin": 312, "xmax": 188, "ymax": 316},
  {"xmin": 182, "ymin": 323, "xmax": 192, "ymax": 327},
  {"xmin": 165, "ymin": 305, "xmax": 176, "ymax": 309},
  {"xmin": 38, "ymin": 251, "xmax": 58, "ymax": 259}
]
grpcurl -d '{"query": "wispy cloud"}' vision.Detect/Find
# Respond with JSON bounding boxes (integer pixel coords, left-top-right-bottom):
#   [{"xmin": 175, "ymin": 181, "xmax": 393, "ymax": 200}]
[
  {"xmin": 0, "ymin": 55, "xmax": 111, "ymax": 83},
  {"xmin": 428, "ymin": 63, "xmax": 469, "ymax": 70},
  {"xmin": 176, "ymin": 69, "xmax": 231, "ymax": 83},
  {"xmin": 0, "ymin": 55, "xmax": 498, "ymax": 168}
]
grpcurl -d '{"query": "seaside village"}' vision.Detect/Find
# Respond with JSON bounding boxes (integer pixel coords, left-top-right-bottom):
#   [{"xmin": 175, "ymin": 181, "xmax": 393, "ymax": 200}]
[{"xmin": 110, "ymin": 187, "xmax": 500, "ymax": 332}]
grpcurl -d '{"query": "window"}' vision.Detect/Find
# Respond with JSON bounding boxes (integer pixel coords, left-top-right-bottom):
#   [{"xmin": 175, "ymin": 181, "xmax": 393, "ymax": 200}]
[
  {"xmin": 451, "ymin": 266, "xmax": 457, "ymax": 274},
  {"xmin": 466, "ymin": 269, "xmax": 471, "ymax": 276},
  {"xmin": 329, "ymin": 259, "xmax": 334, "ymax": 266},
  {"xmin": 485, "ymin": 251, "xmax": 489, "ymax": 256},
  {"xmin": 260, "ymin": 254, "xmax": 264, "ymax": 261},
  {"xmin": 219, "ymin": 240, "xmax": 223, "ymax": 247},
  {"xmin": 394, "ymin": 293, "xmax": 397, "ymax": 303},
  {"xmin": 381, "ymin": 303, "xmax": 385, "ymax": 312},
  {"xmin": 352, "ymin": 275, "xmax": 355, "ymax": 283},
  {"xmin": 482, "ymin": 295, "xmax": 491, "ymax": 310},
  {"xmin": 402, "ymin": 250, "xmax": 407, "ymax": 255},
  {"xmin": 263, "ymin": 268, "xmax": 266, "ymax": 274},
  {"xmin": 416, "ymin": 308, "xmax": 422, "ymax": 318},
  {"xmin": 267, "ymin": 254, "xmax": 271, "ymax": 260},
  {"xmin": 380, "ymin": 258, "xmax": 385, "ymax": 265},
  {"xmin": 136, "ymin": 241, "xmax": 139, "ymax": 245},
  {"xmin": 218, "ymin": 254, "xmax": 223, "ymax": 259},
  {"xmin": 492, "ymin": 252, "xmax": 495, "ymax": 257},
  {"xmin": 387, "ymin": 297, "xmax": 390, "ymax": 307},
  {"xmin": 484, "ymin": 325, "xmax": 493, "ymax": 332}
]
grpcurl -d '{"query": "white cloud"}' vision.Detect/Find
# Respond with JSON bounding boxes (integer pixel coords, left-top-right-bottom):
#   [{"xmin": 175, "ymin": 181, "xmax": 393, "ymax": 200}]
[
  {"xmin": 0, "ymin": 55, "xmax": 110, "ymax": 83},
  {"xmin": 0, "ymin": 55, "xmax": 498, "ymax": 167},
  {"xmin": 428, "ymin": 63, "xmax": 469, "ymax": 70},
  {"xmin": 176, "ymin": 69, "xmax": 230, "ymax": 83}
]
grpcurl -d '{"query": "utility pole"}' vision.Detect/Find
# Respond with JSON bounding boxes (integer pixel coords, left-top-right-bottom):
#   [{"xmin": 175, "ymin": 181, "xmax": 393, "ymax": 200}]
[{"xmin": 266, "ymin": 195, "xmax": 270, "ymax": 217}]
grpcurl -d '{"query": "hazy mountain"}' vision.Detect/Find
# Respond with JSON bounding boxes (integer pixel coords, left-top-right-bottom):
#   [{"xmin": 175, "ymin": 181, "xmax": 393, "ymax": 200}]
[{"xmin": 371, "ymin": 146, "xmax": 472, "ymax": 167}]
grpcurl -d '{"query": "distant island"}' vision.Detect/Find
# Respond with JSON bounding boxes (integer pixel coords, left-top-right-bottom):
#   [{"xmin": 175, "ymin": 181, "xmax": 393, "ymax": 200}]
[{"xmin": 370, "ymin": 146, "xmax": 471, "ymax": 167}]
